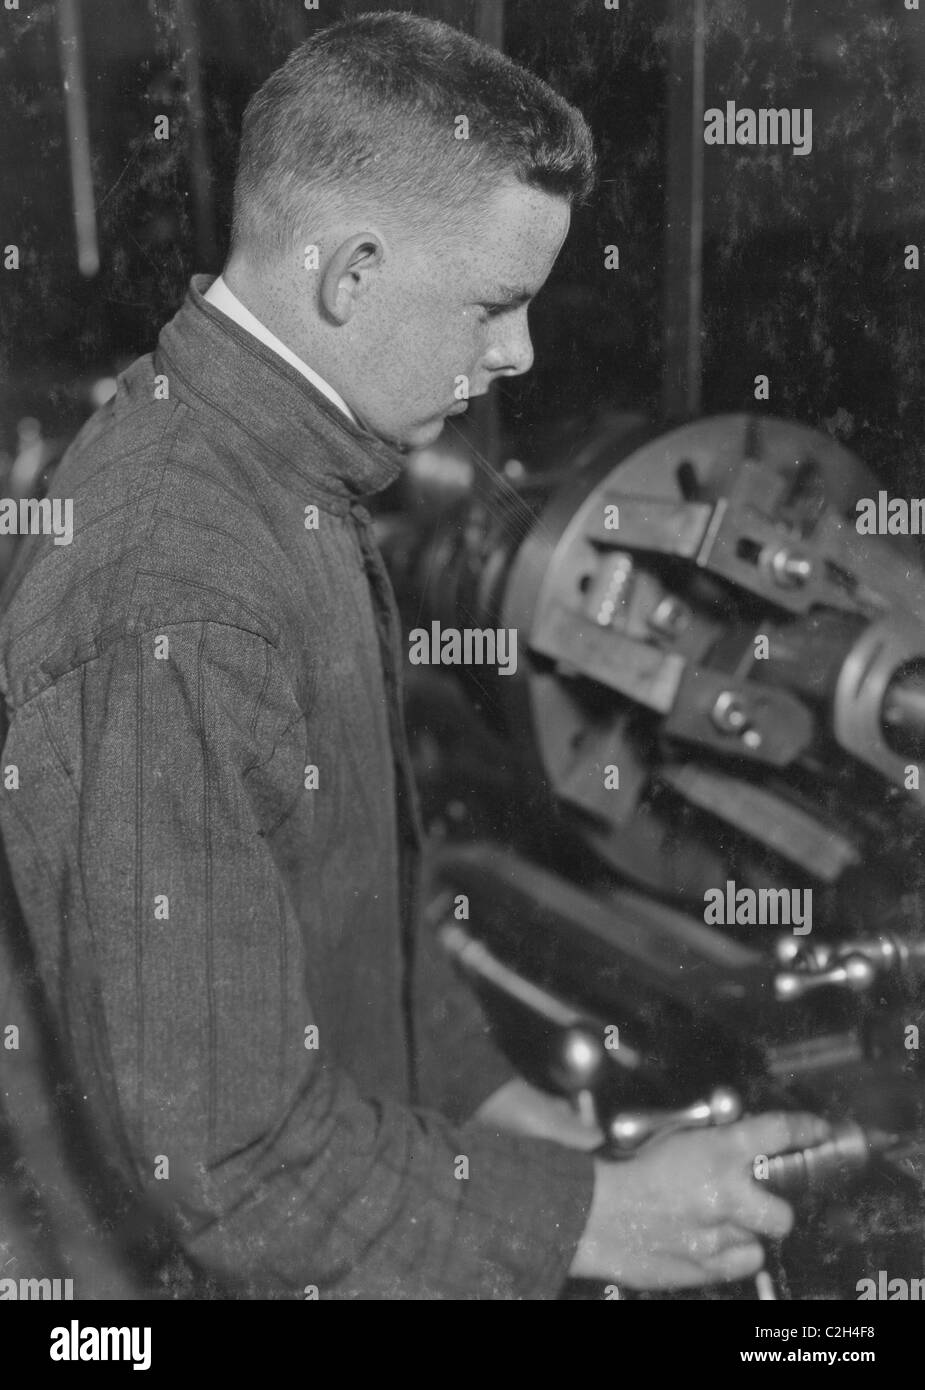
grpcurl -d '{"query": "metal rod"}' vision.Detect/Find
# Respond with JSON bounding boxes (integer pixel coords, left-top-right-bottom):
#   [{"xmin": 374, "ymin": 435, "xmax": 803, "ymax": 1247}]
[
  {"xmin": 661, "ymin": 0, "xmax": 705, "ymax": 420},
  {"xmin": 175, "ymin": 0, "xmax": 218, "ymax": 268},
  {"xmin": 56, "ymin": 0, "xmax": 99, "ymax": 278},
  {"xmin": 439, "ymin": 922, "xmax": 582, "ymax": 1027}
]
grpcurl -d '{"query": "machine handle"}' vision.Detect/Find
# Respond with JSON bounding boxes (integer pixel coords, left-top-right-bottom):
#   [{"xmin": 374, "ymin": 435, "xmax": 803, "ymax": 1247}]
[{"xmin": 601, "ymin": 1086, "xmax": 743, "ymax": 1156}]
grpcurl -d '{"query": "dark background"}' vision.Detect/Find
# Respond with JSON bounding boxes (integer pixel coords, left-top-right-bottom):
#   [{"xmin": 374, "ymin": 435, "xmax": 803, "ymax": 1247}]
[{"xmin": 1, "ymin": 0, "xmax": 924, "ymax": 490}]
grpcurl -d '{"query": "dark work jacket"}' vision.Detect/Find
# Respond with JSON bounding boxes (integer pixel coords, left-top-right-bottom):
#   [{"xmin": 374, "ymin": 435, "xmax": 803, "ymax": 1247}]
[{"xmin": 0, "ymin": 277, "xmax": 593, "ymax": 1299}]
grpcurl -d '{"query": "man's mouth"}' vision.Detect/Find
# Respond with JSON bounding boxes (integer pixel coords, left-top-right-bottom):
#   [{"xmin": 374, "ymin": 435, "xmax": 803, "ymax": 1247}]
[{"xmin": 446, "ymin": 401, "xmax": 469, "ymax": 416}]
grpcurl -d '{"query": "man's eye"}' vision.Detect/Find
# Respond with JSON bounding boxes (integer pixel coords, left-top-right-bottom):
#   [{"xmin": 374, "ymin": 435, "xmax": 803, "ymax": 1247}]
[{"xmin": 479, "ymin": 304, "xmax": 507, "ymax": 320}]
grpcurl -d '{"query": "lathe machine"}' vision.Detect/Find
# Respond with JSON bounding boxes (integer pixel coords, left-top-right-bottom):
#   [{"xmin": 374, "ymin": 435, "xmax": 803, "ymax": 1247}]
[{"xmin": 382, "ymin": 412, "xmax": 925, "ymax": 1299}]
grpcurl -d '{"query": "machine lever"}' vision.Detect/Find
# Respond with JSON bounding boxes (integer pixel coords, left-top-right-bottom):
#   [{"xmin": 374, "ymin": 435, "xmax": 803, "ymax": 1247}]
[
  {"xmin": 775, "ymin": 952, "xmax": 877, "ymax": 1001},
  {"xmin": 602, "ymin": 1086, "xmax": 743, "ymax": 1156}
]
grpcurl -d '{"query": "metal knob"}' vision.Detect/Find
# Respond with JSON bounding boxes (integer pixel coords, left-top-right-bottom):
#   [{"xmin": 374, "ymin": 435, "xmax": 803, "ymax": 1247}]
[
  {"xmin": 768, "ymin": 547, "xmax": 813, "ymax": 589},
  {"xmin": 549, "ymin": 1024, "xmax": 608, "ymax": 1096},
  {"xmin": 774, "ymin": 932, "xmax": 925, "ymax": 996},
  {"xmin": 710, "ymin": 690, "xmax": 763, "ymax": 750},
  {"xmin": 775, "ymin": 952, "xmax": 877, "ymax": 1002},
  {"xmin": 774, "ymin": 936, "xmax": 832, "ymax": 970},
  {"xmin": 605, "ymin": 1086, "xmax": 743, "ymax": 1156}
]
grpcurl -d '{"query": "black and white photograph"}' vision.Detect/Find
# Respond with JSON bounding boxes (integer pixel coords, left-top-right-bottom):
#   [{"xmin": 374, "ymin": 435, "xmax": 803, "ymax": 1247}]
[{"xmin": 1, "ymin": 0, "xmax": 924, "ymax": 1350}]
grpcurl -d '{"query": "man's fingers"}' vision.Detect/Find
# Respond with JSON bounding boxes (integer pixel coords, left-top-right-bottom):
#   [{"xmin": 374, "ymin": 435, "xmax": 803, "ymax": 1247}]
[
  {"xmin": 735, "ymin": 1111, "xmax": 831, "ymax": 1159},
  {"xmin": 701, "ymin": 1240, "xmax": 766, "ymax": 1284},
  {"xmin": 723, "ymin": 1183, "xmax": 794, "ymax": 1241},
  {"xmin": 689, "ymin": 1222, "xmax": 756, "ymax": 1258}
]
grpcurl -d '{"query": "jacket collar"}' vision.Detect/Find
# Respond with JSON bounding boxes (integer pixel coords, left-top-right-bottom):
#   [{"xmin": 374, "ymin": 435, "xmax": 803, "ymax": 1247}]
[{"xmin": 156, "ymin": 275, "xmax": 405, "ymax": 511}]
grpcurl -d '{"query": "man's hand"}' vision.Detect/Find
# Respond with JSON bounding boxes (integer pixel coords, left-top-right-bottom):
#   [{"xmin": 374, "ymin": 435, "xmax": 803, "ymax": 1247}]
[
  {"xmin": 569, "ymin": 1111, "xmax": 829, "ymax": 1289},
  {"xmin": 474, "ymin": 1077, "xmax": 604, "ymax": 1151}
]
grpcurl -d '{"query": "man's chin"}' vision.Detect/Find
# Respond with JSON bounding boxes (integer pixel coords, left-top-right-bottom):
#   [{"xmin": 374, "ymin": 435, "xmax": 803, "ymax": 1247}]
[
  {"xmin": 347, "ymin": 407, "xmax": 437, "ymax": 453},
  {"xmin": 363, "ymin": 413, "xmax": 452, "ymax": 453},
  {"xmin": 389, "ymin": 417, "xmax": 450, "ymax": 451},
  {"xmin": 409, "ymin": 418, "xmax": 449, "ymax": 448}
]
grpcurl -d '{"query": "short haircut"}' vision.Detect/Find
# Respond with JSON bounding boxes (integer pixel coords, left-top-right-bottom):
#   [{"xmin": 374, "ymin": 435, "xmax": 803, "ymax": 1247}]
[{"xmin": 231, "ymin": 10, "xmax": 596, "ymax": 254}]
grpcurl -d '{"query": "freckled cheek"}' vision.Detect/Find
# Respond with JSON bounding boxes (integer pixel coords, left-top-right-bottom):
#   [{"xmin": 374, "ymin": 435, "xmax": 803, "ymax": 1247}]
[
  {"xmin": 382, "ymin": 300, "xmax": 480, "ymax": 401},
  {"xmin": 454, "ymin": 320, "xmax": 488, "ymax": 374},
  {"xmin": 387, "ymin": 346, "xmax": 448, "ymax": 408},
  {"xmin": 416, "ymin": 329, "xmax": 479, "ymax": 394}
]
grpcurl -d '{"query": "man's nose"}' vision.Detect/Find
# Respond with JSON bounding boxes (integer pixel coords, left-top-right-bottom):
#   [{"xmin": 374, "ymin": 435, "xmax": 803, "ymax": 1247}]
[{"xmin": 484, "ymin": 310, "xmax": 534, "ymax": 379}]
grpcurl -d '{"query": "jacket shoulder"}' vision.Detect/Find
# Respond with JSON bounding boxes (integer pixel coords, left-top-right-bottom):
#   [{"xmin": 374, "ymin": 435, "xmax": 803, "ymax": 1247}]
[{"xmin": 0, "ymin": 359, "xmax": 297, "ymax": 707}]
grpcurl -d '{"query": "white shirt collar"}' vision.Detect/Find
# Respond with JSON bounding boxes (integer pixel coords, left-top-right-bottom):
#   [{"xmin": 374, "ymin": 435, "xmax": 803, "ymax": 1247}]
[{"xmin": 204, "ymin": 275, "xmax": 358, "ymax": 425}]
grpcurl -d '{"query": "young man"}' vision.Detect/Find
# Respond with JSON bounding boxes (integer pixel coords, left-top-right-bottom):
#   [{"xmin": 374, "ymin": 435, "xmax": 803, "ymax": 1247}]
[{"xmin": 0, "ymin": 12, "xmax": 824, "ymax": 1298}]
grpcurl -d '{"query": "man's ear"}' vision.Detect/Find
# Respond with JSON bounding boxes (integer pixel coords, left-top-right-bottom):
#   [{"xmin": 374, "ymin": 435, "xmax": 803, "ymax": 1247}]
[{"xmin": 320, "ymin": 233, "xmax": 384, "ymax": 325}]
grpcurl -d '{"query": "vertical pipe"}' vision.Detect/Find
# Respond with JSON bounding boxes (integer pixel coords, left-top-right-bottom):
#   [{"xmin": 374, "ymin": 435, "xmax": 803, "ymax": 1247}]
[
  {"xmin": 175, "ymin": 0, "xmax": 218, "ymax": 269},
  {"xmin": 661, "ymin": 0, "xmax": 705, "ymax": 421},
  {"xmin": 56, "ymin": 0, "xmax": 99, "ymax": 278}
]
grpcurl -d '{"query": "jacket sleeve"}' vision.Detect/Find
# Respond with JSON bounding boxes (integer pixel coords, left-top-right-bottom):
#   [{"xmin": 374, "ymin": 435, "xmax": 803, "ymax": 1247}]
[{"xmin": 31, "ymin": 621, "xmax": 593, "ymax": 1299}]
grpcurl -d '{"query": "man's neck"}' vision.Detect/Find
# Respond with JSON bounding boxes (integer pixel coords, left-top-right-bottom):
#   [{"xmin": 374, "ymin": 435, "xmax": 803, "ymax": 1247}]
[{"xmin": 204, "ymin": 272, "xmax": 358, "ymax": 425}]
